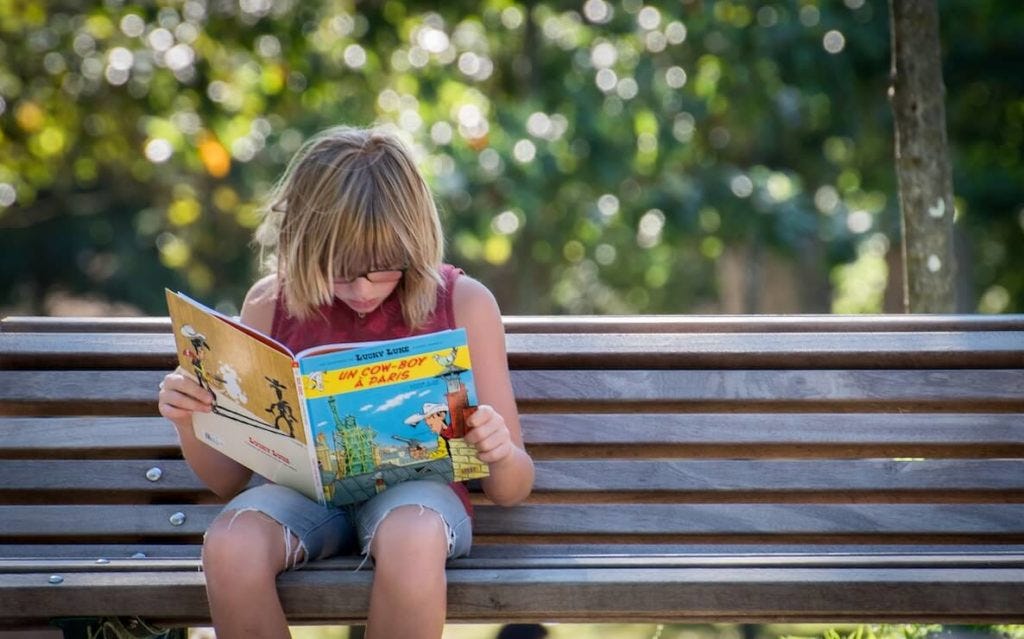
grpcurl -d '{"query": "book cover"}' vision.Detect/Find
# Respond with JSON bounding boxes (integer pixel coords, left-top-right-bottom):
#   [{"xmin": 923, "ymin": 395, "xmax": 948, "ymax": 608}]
[
  {"xmin": 299, "ymin": 330, "xmax": 489, "ymax": 506},
  {"xmin": 165, "ymin": 289, "xmax": 488, "ymax": 506}
]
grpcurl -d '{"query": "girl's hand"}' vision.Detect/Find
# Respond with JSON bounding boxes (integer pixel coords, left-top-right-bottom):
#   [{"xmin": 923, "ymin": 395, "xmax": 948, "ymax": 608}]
[
  {"xmin": 157, "ymin": 369, "xmax": 214, "ymax": 426},
  {"xmin": 463, "ymin": 404, "xmax": 514, "ymax": 465}
]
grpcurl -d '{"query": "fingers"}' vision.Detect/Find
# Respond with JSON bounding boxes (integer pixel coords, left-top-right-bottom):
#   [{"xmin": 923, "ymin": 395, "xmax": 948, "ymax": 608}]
[
  {"xmin": 464, "ymin": 404, "xmax": 513, "ymax": 463},
  {"xmin": 157, "ymin": 372, "xmax": 213, "ymax": 421}
]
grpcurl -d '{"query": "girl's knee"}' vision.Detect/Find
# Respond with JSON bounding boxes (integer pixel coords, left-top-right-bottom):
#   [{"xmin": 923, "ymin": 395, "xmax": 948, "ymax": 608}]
[
  {"xmin": 369, "ymin": 505, "xmax": 449, "ymax": 564},
  {"xmin": 203, "ymin": 509, "xmax": 302, "ymax": 577}
]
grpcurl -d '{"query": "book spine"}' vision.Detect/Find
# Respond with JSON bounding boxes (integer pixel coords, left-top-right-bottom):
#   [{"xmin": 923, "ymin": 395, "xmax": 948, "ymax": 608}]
[{"xmin": 292, "ymin": 361, "xmax": 326, "ymax": 506}]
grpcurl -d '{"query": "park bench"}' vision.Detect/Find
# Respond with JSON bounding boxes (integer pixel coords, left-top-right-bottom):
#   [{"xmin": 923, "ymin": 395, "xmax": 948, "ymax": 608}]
[{"xmin": 1, "ymin": 314, "xmax": 1023, "ymax": 637}]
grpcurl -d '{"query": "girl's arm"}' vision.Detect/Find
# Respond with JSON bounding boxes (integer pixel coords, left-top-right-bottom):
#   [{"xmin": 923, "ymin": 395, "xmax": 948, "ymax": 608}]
[
  {"xmin": 157, "ymin": 275, "xmax": 278, "ymax": 499},
  {"xmin": 453, "ymin": 276, "xmax": 535, "ymax": 506}
]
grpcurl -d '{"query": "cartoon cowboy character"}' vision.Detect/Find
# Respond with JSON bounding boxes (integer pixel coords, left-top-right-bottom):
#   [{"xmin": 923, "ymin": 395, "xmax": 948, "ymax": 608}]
[{"xmin": 403, "ymin": 401, "xmax": 454, "ymax": 440}]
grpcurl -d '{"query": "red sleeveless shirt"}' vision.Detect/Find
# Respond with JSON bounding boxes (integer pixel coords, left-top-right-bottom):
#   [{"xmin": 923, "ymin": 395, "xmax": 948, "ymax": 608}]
[{"xmin": 270, "ymin": 263, "xmax": 473, "ymax": 516}]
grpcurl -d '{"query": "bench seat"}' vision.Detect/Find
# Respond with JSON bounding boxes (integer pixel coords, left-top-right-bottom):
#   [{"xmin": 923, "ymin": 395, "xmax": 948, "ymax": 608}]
[{"xmin": 1, "ymin": 315, "xmax": 1022, "ymax": 633}]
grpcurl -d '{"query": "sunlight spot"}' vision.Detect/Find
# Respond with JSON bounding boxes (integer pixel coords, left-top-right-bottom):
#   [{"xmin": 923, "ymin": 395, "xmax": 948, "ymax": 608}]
[
  {"xmin": 145, "ymin": 138, "xmax": 173, "ymax": 163},
  {"xmin": 583, "ymin": 0, "xmax": 613, "ymax": 24},
  {"xmin": 344, "ymin": 44, "xmax": 366, "ymax": 69},
  {"xmin": 598, "ymin": 194, "xmax": 620, "ymax": 219},
  {"xmin": 492, "ymin": 210, "xmax": 520, "ymax": 235},
  {"xmin": 513, "ymin": 139, "xmax": 536, "ymax": 163},
  {"xmin": 823, "ymin": 30, "xmax": 846, "ymax": 54},
  {"xmin": 847, "ymin": 210, "xmax": 873, "ymax": 234},
  {"xmin": 638, "ymin": 6, "xmax": 661, "ymax": 30},
  {"xmin": 730, "ymin": 175, "xmax": 754, "ymax": 198},
  {"xmin": 665, "ymin": 66, "xmax": 687, "ymax": 89}
]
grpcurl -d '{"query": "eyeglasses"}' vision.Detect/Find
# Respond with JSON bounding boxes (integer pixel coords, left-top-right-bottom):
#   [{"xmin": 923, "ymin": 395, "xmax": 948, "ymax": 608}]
[{"xmin": 333, "ymin": 267, "xmax": 407, "ymax": 284}]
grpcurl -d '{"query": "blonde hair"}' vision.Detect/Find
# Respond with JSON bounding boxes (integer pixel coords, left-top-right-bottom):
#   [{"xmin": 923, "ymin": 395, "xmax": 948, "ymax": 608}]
[{"xmin": 255, "ymin": 125, "xmax": 445, "ymax": 329}]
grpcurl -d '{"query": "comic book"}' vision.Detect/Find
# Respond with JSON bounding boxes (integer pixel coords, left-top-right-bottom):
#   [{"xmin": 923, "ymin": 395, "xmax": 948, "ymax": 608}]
[{"xmin": 165, "ymin": 289, "xmax": 489, "ymax": 506}]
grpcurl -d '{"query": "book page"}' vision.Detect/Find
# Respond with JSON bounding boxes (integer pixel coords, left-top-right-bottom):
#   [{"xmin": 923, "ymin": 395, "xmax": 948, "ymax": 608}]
[
  {"xmin": 297, "ymin": 328, "xmax": 488, "ymax": 506},
  {"xmin": 165, "ymin": 289, "xmax": 320, "ymax": 501}
]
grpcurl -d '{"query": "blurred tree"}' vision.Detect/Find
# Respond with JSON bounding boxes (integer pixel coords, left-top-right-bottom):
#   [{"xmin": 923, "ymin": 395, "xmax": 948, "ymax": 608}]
[
  {"xmin": 0, "ymin": 0, "xmax": 1020, "ymax": 317},
  {"xmin": 889, "ymin": 0, "xmax": 956, "ymax": 312}
]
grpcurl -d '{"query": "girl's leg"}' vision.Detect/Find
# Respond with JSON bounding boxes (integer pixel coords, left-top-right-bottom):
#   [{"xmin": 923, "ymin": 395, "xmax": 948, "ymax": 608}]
[
  {"xmin": 356, "ymin": 480, "xmax": 473, "ymax": 639},
  {"xmin": 202, "ymin": 483, "xmax": 356, "ymax": 639},
  {"xmin": 203, "ymin": 510, "xmax": 297, "ymax": 639},
  {"xmin": 365, "ymin": 505, "xmax": 449, "ymax": 639}
]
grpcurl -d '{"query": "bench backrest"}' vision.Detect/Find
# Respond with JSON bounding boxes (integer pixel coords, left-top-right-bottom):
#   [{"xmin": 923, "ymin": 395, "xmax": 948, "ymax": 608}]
[{"xmin": 2, "ymin": 315, "xmax": 1023, "ymax": 559}]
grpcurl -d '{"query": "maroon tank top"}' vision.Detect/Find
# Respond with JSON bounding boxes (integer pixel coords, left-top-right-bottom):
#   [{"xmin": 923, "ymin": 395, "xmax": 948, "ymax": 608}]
[{"xmin": 270, "ymin": 263, "xmax": 473, "ymax": 516}]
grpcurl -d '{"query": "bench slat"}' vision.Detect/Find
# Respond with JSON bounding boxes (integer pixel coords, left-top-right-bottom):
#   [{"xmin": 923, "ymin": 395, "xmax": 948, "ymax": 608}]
[
  {"xmin": 4, "ymin": 331, "xmax": 1023, "ymax": 370},
  {"xmin": 0, "ymin": 417, "xmax": 177, "ymax": 457},
  {"xmin": 4, "ymin": 459, "xmax": 1022, "ymax": 497},
  {"xmin": 4, "ymin": 414, "xmax": 1022, "ymax": 460},
  {"xmin": 5, "ymin": 551, "xmax": 1024, "ymax": 573},
  {"xmin": 5, "ymin": 542, "xmax": 1024, "ymax": 561},
  {"xmin": 4, "ymin": 504, "xmax": 1024, "ymax": 539},
  {"xmin": 0, "ymin": 460, "xmax": 207, "ymax": 492},
  {"xmin": 3, "ymin": 369, "xmax": 1023, "ymax": 416},
  {"xmin": 6, "ymin": 314, "xmax": 1024, "ymax": 334},
  {"xmin": 1, "ymin": 567, "xmax": 1022, "ymax": 624}
]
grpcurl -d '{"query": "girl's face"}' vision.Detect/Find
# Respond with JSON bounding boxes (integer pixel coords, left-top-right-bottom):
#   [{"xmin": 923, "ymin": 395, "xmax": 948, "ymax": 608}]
[{"xmin": 331, "ymin": 268, "xmax": 404, "ymax": 315}]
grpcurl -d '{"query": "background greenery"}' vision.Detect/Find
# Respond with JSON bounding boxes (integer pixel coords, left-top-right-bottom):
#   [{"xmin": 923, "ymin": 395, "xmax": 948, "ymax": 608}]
[{"xmin": 1, "ymin": 0, "xmax": 1021, "ymax": 317}]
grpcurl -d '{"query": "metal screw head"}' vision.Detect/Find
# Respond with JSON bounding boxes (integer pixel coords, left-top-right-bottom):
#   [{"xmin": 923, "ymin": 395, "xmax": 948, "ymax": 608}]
[
  {"xmin": 169, "ymin": 511, "xmax": 186, "ymax": 526},
  {"xmin": 145, "ymin": 467, "xmax": 163, "ymax": 482},
  {"xmin": 48, "ymin": 575, "xmax": 64, "ymax": 584}
]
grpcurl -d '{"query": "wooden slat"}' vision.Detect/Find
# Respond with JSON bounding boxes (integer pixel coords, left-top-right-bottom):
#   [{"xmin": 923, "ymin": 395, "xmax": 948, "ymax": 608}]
[
  {"xmin": 0, "ymin": 544, "xmax": 203, "ymax": 559},
  {"xmin": 5, "ymin": 542, "xmax": 1024, "ymax": 561},
  {"xmin": 4, "ymin": 504, "xmax": 1024, "ymax": 540},
  {"xmin": 5, "ymin": 551, "xmax": 1024, "ymax": 574},
  {"xmin": 0, "ymin": 460, "xmax": 207, "ymax": 493},
  {"xmin": 6, "ymin": 314, "xmax": 1024, "ymax": 334},
  {"xmin": 0, "ymin": 417, "xmax": 179, "ymax": 457},
  {"xmin": 3, "ymin": 459, "xmax": 1021, "ymax": 495},
  {"xmin": 3, "ymin": 369, "xmax": 1023, "ymax": 416},
  {"xmin": 474, "ymin": 504, "xmax": 1024, "ymax": 538},
  {"xmin": 528, "ymin": 460, "xmax": 1024, "ymax": 494},
  {"xmin": 3, "ymin": 414, "xmax": 1022, "ymax": 460},
  {"xmin": 1, "ymin": 566, "xmax": 1022, "ymax": 624},
  {"xmin": 522, "ymin": 412, "xmax": 1024, "ymax": 447},
  {"xmin": 0, "ymin": 505, "xmax": 217, "ymax": 538},
  {"xmin": 510, "ymin": 369, "xmax": 1024, "ymax": 410},
  {"xmin": 4, "ymin": 330, "xmax": 1023, "ymax": 370}
]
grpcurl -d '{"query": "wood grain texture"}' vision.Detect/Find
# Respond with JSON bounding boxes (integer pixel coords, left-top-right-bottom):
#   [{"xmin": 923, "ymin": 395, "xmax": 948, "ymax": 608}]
[
  {"xmin": 1, "ymin": 566, "xmax": 1022, "ymax": 624},
  {"xmin": 3, "ymin": 368, "xmax": 1023, "ymax": 416},
  {"xmin": 4, "ymin": 329, "xmax": 1023, "ymax": 370},
  {"xmin": 4, "ymin": 503, "xmax": 1024, "ymax": 540},
  {"xmin": 2, "ymin": 315, "xmax": 1023, "ymax": 626},
  {"xmin": 6, "ymin": 314, "xmax": 1024, "ymax": 334},
  {"xmin": 4, "ymin": 413, "xmax": 1022, "ymax": 459}
]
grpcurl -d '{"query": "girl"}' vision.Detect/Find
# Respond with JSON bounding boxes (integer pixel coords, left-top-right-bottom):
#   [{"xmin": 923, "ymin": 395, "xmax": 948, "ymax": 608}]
[{"xmin": 157, "ymin": 125, "xmax": 535, "ymax": 639}]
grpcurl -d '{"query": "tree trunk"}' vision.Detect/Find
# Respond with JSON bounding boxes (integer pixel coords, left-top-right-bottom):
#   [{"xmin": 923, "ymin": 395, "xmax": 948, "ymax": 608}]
[{"xmin": 888, "ymin": 0, "xmax": 957, "ymax": 312}]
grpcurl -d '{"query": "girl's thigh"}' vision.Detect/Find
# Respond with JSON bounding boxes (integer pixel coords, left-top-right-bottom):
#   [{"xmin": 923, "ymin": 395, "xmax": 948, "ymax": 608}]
[
  {"xmin": 353, "ymin": 479, "xmax": 473, "ymax": 559},
  {"xmin": 218, "ymin": 482, "xmax": 358, "ymax": 567}
]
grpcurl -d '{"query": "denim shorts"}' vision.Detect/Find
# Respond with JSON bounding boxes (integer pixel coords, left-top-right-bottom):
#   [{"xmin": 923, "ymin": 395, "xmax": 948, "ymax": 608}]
[{"xmin": 218, "ymin": 478, "xmax": 473, "ymax": 570}]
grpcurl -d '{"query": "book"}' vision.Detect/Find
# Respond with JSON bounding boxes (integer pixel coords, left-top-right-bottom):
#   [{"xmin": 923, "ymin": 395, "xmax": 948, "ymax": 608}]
[{"xmin": 164, "ymin": 289, "xmax": 489, "ymax": 506}]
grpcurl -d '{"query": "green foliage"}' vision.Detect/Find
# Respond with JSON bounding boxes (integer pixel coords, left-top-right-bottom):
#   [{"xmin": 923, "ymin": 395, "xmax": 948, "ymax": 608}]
[{"xmin": 0, "ymin": 0, "xmax": 1021, "ymax": 315}]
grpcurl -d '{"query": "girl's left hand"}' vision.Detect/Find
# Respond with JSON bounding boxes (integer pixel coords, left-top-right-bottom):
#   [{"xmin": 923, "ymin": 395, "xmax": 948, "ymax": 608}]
[{"xmin": 463, "ymin": 404, "xmax": 514, "ymax": 464}]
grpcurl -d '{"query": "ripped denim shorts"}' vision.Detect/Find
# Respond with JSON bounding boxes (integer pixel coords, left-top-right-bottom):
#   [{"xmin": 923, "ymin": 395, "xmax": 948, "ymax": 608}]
[{"xmin": 217, "ymin": 478, "xmax": 473, "ymax": 570}]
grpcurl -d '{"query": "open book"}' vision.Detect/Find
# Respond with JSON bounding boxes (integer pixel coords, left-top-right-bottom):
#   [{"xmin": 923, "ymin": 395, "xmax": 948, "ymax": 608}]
[{"xmin": 165, "ymin": 289, "xmax": 489, "ymax": 506}]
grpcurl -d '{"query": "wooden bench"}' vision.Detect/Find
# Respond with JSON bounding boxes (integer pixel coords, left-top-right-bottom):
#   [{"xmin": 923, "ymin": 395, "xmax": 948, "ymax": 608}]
[{"xmin": 2, "ymin": 314, "xmax": 1023, "ymax": 637}]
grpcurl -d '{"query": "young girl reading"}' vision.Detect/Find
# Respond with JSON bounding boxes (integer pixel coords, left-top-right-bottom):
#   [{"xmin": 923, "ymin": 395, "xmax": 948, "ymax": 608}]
[{"xmin": 157, "ymin": 125, "xmax": 535, "ymax": 639}]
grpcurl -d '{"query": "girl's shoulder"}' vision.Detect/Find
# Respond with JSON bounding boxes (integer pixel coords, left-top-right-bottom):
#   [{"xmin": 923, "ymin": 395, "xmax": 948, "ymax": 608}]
[
  {"xmin": 240, "ymin": 274, "xmax": 279, "ymax": 334},
  {"xmin": 452, "ymin": 274, "xmax": 501, "ymax": 327}
]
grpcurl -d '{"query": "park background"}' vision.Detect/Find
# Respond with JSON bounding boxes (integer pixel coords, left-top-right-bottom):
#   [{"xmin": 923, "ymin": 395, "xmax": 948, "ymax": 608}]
[
  {"xmin": 1, "ymin": 1, "xmax": 1022, "ymax": 638},
  {"xmin": 1, "ymin": 0, "xmax": 1022, "ymax": 319}
]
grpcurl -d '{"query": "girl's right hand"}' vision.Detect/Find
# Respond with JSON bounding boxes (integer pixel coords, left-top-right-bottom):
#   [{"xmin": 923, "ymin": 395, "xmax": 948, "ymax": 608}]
[{"xmin": 157, "ymin": 369, "xmax": 214, "ymax": 425}]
